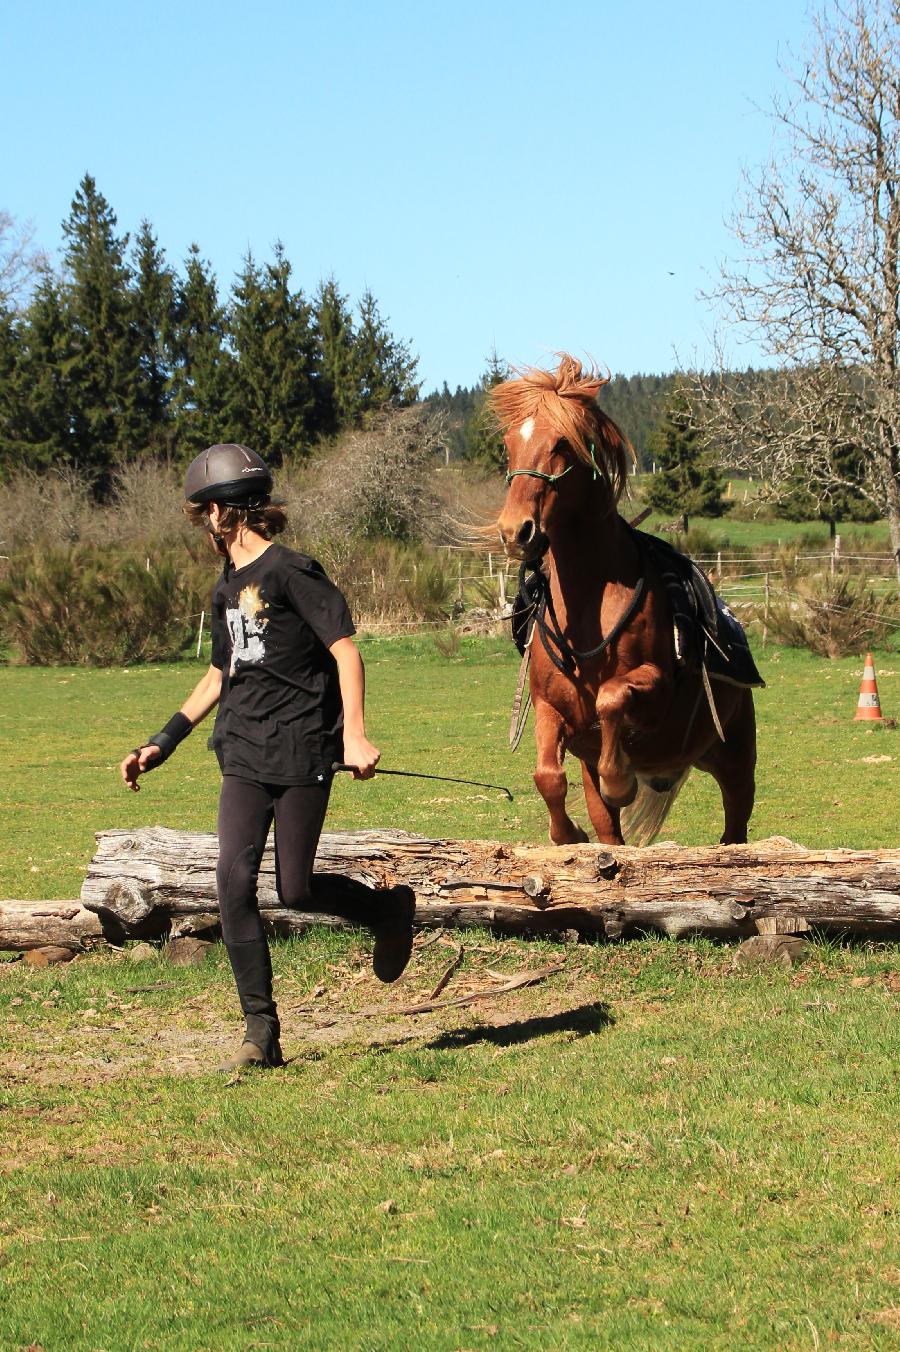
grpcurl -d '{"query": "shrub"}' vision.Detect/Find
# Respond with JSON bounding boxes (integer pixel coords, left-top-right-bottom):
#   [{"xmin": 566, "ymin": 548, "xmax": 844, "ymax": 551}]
[
  {"xmin": 100, "ymin": 461, "xmax": 192, "ymax": 549},
  {"xmin": 304, "ymin": 406, "xmax": 447, "ymax": 545},
  {"xmin": 0, "ymin": 466, "xmax": 93, "ymax": 553},
  {"xmin": 0, "ymin": 545, "xmax": 204, "ymax": 665},
  {"xmin": 0, "ymin": 461, "xmax": 197, "ymax": 554},
  {"xmin": 403, "ymin": 558, "xmax": 456, "ymax": 621},
  {"xmin": 759, "ymin": 571, "xmax": 899, "ymax": 658},
  {"xmin": 301, "ymin": 535, "xmax": 458, "ymax": 629},
  {"xmin": 432, "ymin": 624, "xmax": 462, "ymax": 659}
]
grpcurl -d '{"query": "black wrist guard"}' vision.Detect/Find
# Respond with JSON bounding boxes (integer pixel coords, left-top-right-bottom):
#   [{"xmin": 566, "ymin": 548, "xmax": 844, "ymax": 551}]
[{"xmin": 143, "ymin": 712, "xmax": 192, "ymax": 767}]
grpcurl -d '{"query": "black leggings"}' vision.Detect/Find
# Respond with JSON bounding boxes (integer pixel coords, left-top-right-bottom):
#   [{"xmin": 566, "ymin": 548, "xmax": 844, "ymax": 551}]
[
  {"xmin": 216, "ymin": 773, "xmax": 394, "ymax": 945},
  {"xmin": 216, "ymin": 775, "xmax": 330, "ymax": 944}
]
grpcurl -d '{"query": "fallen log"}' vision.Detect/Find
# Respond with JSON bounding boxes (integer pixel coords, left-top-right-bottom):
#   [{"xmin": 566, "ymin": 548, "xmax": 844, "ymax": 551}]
[
  {"xmin": 79, "ymin": 827, "xmax": 900, "ymax": 943},
  {"xmin": 4, "ymin": 829, "xmax": 899, "ymax": 952},
  {"xmin": 0, "ymin": 900, "xmax": 105, "ymax": 952}
]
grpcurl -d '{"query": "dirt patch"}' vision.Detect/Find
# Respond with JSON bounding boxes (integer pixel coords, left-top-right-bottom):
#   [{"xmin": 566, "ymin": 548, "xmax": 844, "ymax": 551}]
[{"xmin": 0, "ymin": 966, "xmax": 601, "ymax": 1091}]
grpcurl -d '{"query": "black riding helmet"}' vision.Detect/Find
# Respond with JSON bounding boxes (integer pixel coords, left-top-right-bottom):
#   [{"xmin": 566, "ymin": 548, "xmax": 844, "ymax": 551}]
[{"xmin": 184, "ymin": 444, "xmax": 273, "ymax": 507}]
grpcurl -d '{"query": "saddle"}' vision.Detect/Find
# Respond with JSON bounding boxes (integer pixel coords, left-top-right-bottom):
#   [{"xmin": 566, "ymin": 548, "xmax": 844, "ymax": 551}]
[
  {"xmin": 633, "ymin": 527, "xmax": 764, "ymax": 690},
  {"xmin": 508, "ymin": 524, "xmax": 762, "ymax": 708}
]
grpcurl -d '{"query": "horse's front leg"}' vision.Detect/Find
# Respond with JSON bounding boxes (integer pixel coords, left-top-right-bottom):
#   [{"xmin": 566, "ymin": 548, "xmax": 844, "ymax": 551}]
[
  {"xmin": 532, "ymin": 699, "xmax": 587, "ymax": 845},
  {"xmin": 579, "ymin": 759, "xmax": 624, "ymax": 846},
  {"xmin": 595, "ymin": 662, "xmax": 671, "ymax": 808}
]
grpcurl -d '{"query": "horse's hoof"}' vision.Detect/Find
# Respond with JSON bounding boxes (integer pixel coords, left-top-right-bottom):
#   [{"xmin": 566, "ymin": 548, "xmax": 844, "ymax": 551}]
[{"xmin": 549, "ymin": 823, "xmax": 588, "ymax": 845}]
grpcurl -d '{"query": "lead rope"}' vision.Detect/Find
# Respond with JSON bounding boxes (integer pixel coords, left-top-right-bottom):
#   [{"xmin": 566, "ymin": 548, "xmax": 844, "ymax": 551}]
[
  {"xmin": 507, "ymin": 558, "xmax": 645, "ymax": 749},
  {"xmin": 508, "ymin": 625, "xmax": 535, "ymax": 750},
  {"xmin": 534, "ymin": 565, "xmax": 645, "ymax": 677}
]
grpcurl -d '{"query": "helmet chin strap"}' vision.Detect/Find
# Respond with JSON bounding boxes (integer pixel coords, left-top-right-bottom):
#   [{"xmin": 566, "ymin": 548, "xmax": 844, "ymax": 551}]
[{"xmin": 202, "ymin": 513, "xmax": 233, "ymax": 577}]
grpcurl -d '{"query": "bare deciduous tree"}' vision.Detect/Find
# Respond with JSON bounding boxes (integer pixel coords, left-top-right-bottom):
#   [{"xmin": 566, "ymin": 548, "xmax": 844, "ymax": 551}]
[
  {"xmin": 303, "ymin": 404, "xmax": 448, "ymax": 545},
  {"xmin": 690, "ymin": 0, "xmax": 900, "ymax": 591},
  {"xmin": 0, "ymin": 210, "xmax": 47, "ymax": 308}
]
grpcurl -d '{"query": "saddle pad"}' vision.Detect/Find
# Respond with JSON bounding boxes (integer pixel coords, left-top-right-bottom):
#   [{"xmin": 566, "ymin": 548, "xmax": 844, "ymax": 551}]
[
  {"xmin": 707, "ymin": 598, "xmax": 765, "ymax": 688},
  {"xmin": 509, "ymin": 528, "xmax": 764, "ymax": 690},
  {"xmin": 637, "ymin": 528, "xmax": 764, "ymax": 690}
]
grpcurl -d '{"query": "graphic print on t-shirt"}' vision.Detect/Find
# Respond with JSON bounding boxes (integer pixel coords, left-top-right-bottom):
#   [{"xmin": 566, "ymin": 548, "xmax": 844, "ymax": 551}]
[{"xmin": 226, "ymin": 584, "xmax": 268, "ymax": 675}]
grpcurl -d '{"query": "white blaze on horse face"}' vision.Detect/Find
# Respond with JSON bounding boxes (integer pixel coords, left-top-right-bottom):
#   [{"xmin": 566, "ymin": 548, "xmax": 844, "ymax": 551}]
[{"xmin": 518, "ymin": 417, "xmax": 535, "ymax": 444}]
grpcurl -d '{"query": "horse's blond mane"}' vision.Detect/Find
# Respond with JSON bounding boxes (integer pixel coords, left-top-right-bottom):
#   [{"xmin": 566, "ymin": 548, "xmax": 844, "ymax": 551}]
[{"xmin": 490, "ymin": 353, "xmax": 634, "ymax": 502}]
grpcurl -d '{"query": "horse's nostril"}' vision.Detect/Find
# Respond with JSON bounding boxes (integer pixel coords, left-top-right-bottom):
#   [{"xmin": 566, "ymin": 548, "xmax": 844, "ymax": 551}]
[{"xmin": 517, "ymin": 519, "xmax": 536, "ymax": 547}]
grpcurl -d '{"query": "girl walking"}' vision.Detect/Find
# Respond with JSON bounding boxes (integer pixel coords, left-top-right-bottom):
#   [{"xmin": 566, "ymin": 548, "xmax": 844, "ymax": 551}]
[{"xmin": 120, "ymin": 443, "xmax": 415, "ymax": 1070}]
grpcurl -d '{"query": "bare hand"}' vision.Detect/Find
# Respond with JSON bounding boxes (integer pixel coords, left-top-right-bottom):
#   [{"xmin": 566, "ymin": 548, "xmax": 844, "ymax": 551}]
[
  {"xmin": 341, "ymin": 733, "xmax": 380, "ymax": 780},
  {"xmin": 119, "ymin": 745, "xmax": 161, "ymax": 792}
]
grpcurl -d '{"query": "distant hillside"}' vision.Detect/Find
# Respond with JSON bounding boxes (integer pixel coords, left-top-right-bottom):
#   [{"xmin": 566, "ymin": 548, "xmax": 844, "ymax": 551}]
[
  {"xmin": 598, "ymin": 373, "xmax": 680, "ymax": 469},
  {"xmin": 423, "ymin": 372, "xmax": 679, "ymax": 470}
]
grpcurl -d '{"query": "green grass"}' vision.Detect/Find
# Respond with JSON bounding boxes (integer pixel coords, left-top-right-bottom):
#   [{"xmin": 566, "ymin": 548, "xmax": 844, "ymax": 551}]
[
  {"xmin": 638, "ymin": 512, "xmax": 891, "ymax": 553},
  {"xmin": 1, "ymin": 640, "xmax": 899, "ymax": 1350},
  {"xmin": 627, "ymin": 477, "xmax": 892, "ymax": 553},
  {"xmin": 2, "ymin": 934, "xmax": 898, "ymax": 1350},
  {"xmin": 1, "ymin": 637, "xmax": 898, "ymax": 900}
]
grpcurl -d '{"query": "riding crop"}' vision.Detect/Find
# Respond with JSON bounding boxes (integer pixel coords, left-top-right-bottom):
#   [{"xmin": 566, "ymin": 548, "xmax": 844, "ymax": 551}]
[{"xmin": 331, "ymin": 763, "xmax": 514, "ymax": 801}]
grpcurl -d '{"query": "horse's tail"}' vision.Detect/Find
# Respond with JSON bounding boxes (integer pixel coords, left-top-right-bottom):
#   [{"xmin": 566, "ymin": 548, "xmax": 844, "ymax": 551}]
[{"xmin": 619, "ymin": 770, "xmax": 690, "ymax": 848}]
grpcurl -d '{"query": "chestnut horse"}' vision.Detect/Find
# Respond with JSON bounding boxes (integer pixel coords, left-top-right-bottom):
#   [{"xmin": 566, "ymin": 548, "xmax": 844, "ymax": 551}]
[{"xmin": 493, "ymin": 355, "xmax": 757, "ymax": 847}]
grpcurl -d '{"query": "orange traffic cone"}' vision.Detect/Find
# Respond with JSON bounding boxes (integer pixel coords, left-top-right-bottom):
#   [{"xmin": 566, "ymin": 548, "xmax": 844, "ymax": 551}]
[{"xmin": 853, "ymin": 652, "xmax": 883, "ymax": 721}]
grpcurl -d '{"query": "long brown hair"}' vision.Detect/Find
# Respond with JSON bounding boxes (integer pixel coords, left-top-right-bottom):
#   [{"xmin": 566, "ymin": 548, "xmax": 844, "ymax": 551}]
[{"xmin": 182, "ymin": 499, "xmax": 288, "ymax": 539}]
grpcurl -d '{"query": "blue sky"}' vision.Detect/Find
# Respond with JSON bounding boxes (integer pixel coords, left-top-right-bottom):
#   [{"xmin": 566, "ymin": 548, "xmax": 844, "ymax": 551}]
[{"xmin": 2, "ymin": 1, "xmax": 812, "ymax": 391}]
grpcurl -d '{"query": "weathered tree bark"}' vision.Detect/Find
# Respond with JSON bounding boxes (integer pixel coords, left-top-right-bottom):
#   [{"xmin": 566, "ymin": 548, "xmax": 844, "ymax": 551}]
[
  {"xmin": 77, "ymin": 827, "xmax": 900, "ymax": 943},
  {"xmin": 0, "ymin": 900, "xmax": 105, "ymax": 952},
  {"xmin": 4, "ymin": 829, "xmax": 899, "ymax": 952}
]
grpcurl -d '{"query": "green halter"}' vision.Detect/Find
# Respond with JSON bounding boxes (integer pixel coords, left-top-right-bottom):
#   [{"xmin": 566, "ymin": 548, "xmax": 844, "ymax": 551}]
[{"xmin": 505, "ymin": 441, "xmax": 602, "ymax": 486}]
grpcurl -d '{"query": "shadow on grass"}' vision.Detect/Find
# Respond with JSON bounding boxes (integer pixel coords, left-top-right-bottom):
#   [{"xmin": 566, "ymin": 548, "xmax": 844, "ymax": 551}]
[{"xmin": 425, "ymin": 1000, "xmax": 614, "ymax": 1050}]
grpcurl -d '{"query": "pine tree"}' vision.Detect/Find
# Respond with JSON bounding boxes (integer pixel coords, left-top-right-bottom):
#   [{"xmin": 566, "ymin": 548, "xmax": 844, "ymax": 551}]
[
  {"xmin": 61, "ymin": 175, "xmax": 140, "ymax": 489},
  {"xmin": 170, "ymin": 245, "xmax": 234, "ymax": 460},
  {"xmin": 779, "ymin": 441, "xmax": 880, "ymax": 533},
  {"xmin": 462, "ymin": 351, "xmax": 508, "ymax": 468},
  {"xmin": 352, "ymin": 289, "xmax": 419, "ymax": 414},
  {"xmin": 0, "ymin": 301, "xmax": 24, "ymax": 473},
  {"xmin": 645, "ymin": 387, "xmax": 725, "ymax": 532},
  {"xmin": 313, "ymin": 275, "xmax": 358, "ymax": 433},
  {"xmin": 227, "ymin": 244, "xmax": 320, "ymax": 460},
  {"xmin": 6, "ymin": 270, "xmax": 73, "ymax": 473},
  {"xmin": 130, "ymin": 220, "xmax": 175, "ymax": 458}
]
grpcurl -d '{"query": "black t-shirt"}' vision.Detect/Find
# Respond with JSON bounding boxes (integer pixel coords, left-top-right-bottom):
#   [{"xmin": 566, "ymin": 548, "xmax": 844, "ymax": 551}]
[{"xmin": 209, "ymin": 543, "xmax": 355, "ymax": 784}]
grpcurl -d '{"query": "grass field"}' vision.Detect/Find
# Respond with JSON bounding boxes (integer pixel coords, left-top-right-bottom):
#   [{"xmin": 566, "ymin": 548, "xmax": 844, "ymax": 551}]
[
  {"xmin": 1, "ymin": 639, "xmax": 898, "ymax": 1350},
  {"xmin": 626, "ymin": 477, "xmax": 893, "ymax": 553},
  {"xmin": 636, "ymin": 512, "xmax": 892, "ymax": 553},
  {"xmin": 1, "ymin": 637, "xmax": 898, "ymax": 900}
]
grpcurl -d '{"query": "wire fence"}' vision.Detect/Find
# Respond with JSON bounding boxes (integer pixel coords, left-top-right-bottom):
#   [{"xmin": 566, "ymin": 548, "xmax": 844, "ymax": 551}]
[{"xmin": 180, "ymin": 544, "xmax": 900, "ymax": 654}]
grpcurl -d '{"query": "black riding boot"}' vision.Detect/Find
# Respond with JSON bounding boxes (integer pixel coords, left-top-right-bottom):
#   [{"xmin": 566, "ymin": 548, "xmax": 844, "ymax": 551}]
[
  {"xmin": 220, "ymin": 938, "xmax": 284, "ymax": 1071},
  {"xmin": 309, "ymin": 876, "xmax": 416, "ymax": 982},
  {"xmin": 370, "ymin": 885, "xmax": 416, "ymax": 983}
]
